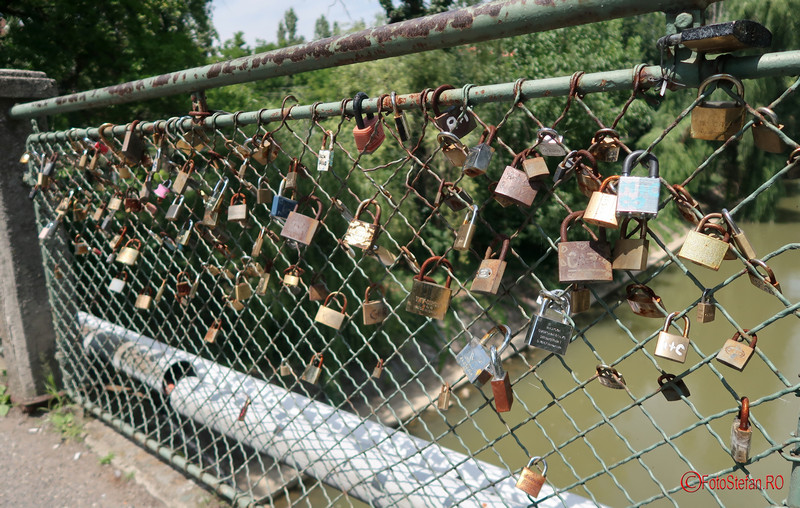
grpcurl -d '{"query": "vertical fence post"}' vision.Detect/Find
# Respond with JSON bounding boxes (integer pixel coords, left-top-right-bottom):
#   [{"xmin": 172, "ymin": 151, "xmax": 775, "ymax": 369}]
[
  {"xmin": 788, "ymin": 407, "xmax": 800, "ymax": 507},
  {"xmin": 0, "ymin": 69, "xmax": 59, "ymax": 403}
]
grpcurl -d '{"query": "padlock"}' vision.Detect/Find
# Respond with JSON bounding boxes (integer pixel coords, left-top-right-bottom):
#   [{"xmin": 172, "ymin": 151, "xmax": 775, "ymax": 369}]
[
  {"xmin": 352, "ymin": 92, "xmax": 385, "ymax": 154},
  {"xmin": 204, "ymin": 178, "xmax": 229, "ymax": 225},
  {"xmin": 658, "ymin": 373, "xmax": 691, "ymax": 401},
  {"xmin": 283, "ymin": 265, "xmax": 304, "ymax": 287},
  {"xmin": 747, "ymin": 259, "xmax": 782, "ymax": 294},
  {"xmin": 434, "ymin": 179, "xmax": 472, "ymax": 212},
  {"xmin": 237, "ymin": 396, "xmax": 251, "ymax": 421},
  {"xmin": 73, "ymin": 203, "xmax": 88, "ymax": 222},
  {"xmin": 626, "ymin": 284, "xmax": 666, "ymax": 318},
  {"xmin": 301, "ymin": 353, "xmax": 323, "ymax": 384},
  {"xmin": 437, "ymin": 132, "xmax": 468, "ymax": 168},
  {"xmin": 521, "ymin": 148, "xmax": 550, "ymax": 180},
  {"xmin": 227, "ymin": 193, "xmax": 248, "ymax": 224},
  {"xmin": 432, "ymin": 84, "xmax": 476, "ymax": 138},
  {"xmin": 516, "ymin": 457, "xmax": 547, "ymax": 498},
  {"xmin": 462, "ymin": 126, "xmax": 496, "ymax": 177},
  {"xmin": 281, "ymin": 195, "xmax": 323, "ymax": 246},
  {"xmin": 41, "ymin": 151, "xmax": 57, "ymax": 176},
  {"xmin": 280, "ymin": 363, "xmax": 292, "ymax": 377},
  {"xmin": 678, "ymin": 215, "xmax": 732, "ymax": 271},
  {"xmin": 731, "ymin": 397, "xmax": 752, "ymax": 463},
  {"xmin": 526, "ymin": 290, "xmax": 573, "ymax": 355},
  {"xmin": 721, "ymin": 208, "xmax": 757, "ymax": 260},
  {"xmin": 672, "ymin": 184, "xmax": 704, "ymax": 225},
  {"xmin": 255, "ymin": 269, "xmax": 271, "ymax": 296},
  {"xmin": 108, "ymin": 271, "xmax": 128, "ymax": 293},
  {"xmin": 165, "ymin": 195, "xmax": 184, "ymax": 222},
  {"xmin": 537, "ymin": 128, "xmax": 567, "ymax": 157},
  {"xmin": 204, "ymin": 319, "xmax": 222, "ymax": 344},
  {"xmin": 454, "ymin": 324, "xmax": 511, "ymax": 386},
  {"xmin": 117, "ymin": 163, "xmax": 134, "ymax": 180},
  {"xmin": 176, "ymin": 271, "xmax": 192, "ymax": 298},
  {"xmin": 672, "ymin": 19, "xmax": 772, "ymax": 53},
  {"xmin": 234, "ymin": 272, "xmax": 252, "ymax": 301},
  {"xmin": 363, "ymin": 284, "xmax": 389, "ymax": 325},
  {"xmin": 251, "ymin": 132, "xmax": 280, "ymax": 165},
  {"xmin": 574, "ymin": 150, "xmax": 603, "ymax": 198},
  {"xmin": 752, "ymin": 107, "xmax": 789, "ymax": 153},
  {"xmin": 471, "ymin": 235, "xmax": 510, "ymax": 295},
  {"xmin": 390, "ymin": 91, "xmax": 411, "ymax": 142},
  {"xmin": 655, "ymin": 312, "xmax": 691, "ymax": 364},
  {"xmin": 177, "ymin": 219, "xmax": 194, "ymax": 247},
  {"xmin": 612, "ymin": 218, "xmax": 650, "ymax": 271},
  {"xmin": 150, "ymin": 133, "xmax": 166, "ymax": 173},
  {"xmin": 92, "ymin": 203, "xmax": 107, "ymax": 222},
  {"xmin": 72, "ymin": 235, "xmax": 89, "ymax": 255},
  {"xmin": 315, "ymin": 292, "xmax": 348, "ymax": 330},
  {"xmin": 108, "ymin": 192, "xmax": 123, "ymax": 211},
  {"xmin": 172, "ymin": 159, "xmax": 195, "ymax": 195},
  {"xmin": 691, "ymin": 74, "xmax": 746, "ymax": 141},
  {"xmin": 116, "ymin": 239, "xmax": 142, "ymax": 266},
  {"xmin": 584, "ymin": 175, "xmax": 620, "ymax": 228},
  {"xmin": 251, "ymin": 227, "xmax": 267, "ymax": 258},
  {"xmin": 135, "ymin": 288, "xmax": 153, "ymax": 310},
  {"xmin": 227, "ymin": 294, "xmax": 245, "ymax": 311},
  {"xmin": 697, "ymin": 290, "xmax": 716, "ymax": 323},
  {"xmin": 616, "ymin": 150, "xmax": 661, "ymax": 218},
  {"xmin": 569, "ymin": 285, "xmax": 591, "ymax": 314},
  {"xmin": 589, "ymin": 128, "xmax": 621, "ymax": 162},
  {"xmin": 284, "ymin": 158, "xmax": 301, "ymax": 191},
  {"xmin": 558, "ymin": 210, "xmax": 613, "ymax": 283},
  {"xmin": 270, "ymin": 178, "xmax": 298, "ymax": 220},
  {"xmin": 596, "ymin": 364, "xmax": 627, "ymax": 389},
  {"xmin": 490, "ymin": 346, "xmax": 513, "ymax": 413},
  {"xmin": 343, "ymin": 199, "xmax": 381, "ymax": 250},
  {"xmin": 453, "ymin": 204, "xmax": 478, "ymax": 252},
  {"xmin": 154, "ymin": 277, "xmax": 167, "ymax": 303},
  {"xmin": 154, "ymin": 179, "xmax": 172, "ymax": 200},
  {"xmin": 493, "ymin": 152, "xmax": 537, "ymax": 207},
  {"xmin": 317, "ymin": 130, "xmax": 335, "ymax": 171},
  {"xmin": 255, "ymin": 176, "xmax": 271, "ymax": 205},
  {"xmin": 717, "ymin": 329, "xmax": 757, "ymax": 371},
  {"xmin": 406, "ymin": 256, "xmax": 453, "ymax": 320},
  {"xmin": 108, "ymin": 226, "xmax": 127, "ymax": 252},
  {"xmin": 372, "ymin": 359, "xmax": 384, "ymax": 379},
  {"xmin": 53, "ymin": 264, "xmax": 64, "ymax": 280},
  {"xmin": 120, "ymin": 120, "xmax": 144, "ymax": 165},
  {"xmin": 437, "ymin": 383, "xmax": 451, "ymax": 410}
]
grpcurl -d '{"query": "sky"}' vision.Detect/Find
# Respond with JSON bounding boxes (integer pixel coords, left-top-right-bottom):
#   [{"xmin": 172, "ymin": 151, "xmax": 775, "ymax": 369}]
[{"xmin": 212, "ymin": 0, "xmax": 386, "ymax": 47}]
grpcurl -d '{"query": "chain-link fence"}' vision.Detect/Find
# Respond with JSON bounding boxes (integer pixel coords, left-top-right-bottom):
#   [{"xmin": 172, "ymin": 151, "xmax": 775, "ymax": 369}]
[{"xmin": 16, "ymin": 20, "xmax": 800, "ymax": 508}]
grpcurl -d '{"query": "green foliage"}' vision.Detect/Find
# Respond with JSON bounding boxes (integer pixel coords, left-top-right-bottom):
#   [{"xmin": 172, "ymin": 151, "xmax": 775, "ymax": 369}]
[
  {"xmin": 0, "ymin": 385, "xmax": 11, "ymax": 417},
  {"xmin": 49, "ymin": 408, "xmax": 84, "ymax": 441},
  {"xmin": 380, "ymin": 0, "xmax": 454, "ymax": 22},
  {"xmin": 99, "ymin": 452, "xmax": 115, "ymax": 465}
]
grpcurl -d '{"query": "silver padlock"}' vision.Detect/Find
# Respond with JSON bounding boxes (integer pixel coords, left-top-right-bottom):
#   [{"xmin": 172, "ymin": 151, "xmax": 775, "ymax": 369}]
[
  {"xmin": 453, "ymin": 324, "xmax": 511, "ymax": 386},
  {"xmin": 731, "ymin": 397, "xmax": 752, "ymax": 463},
  {"xmin": 526, "ymin": 290, "xmax": 573, "ymax": 355},
  {"xmin": 616, "ymin": 150, "xmax": 661, "ymax": 218},
  {"xmin": 536, "ymin": 128, "xmax": 567, "ymax": 157}
]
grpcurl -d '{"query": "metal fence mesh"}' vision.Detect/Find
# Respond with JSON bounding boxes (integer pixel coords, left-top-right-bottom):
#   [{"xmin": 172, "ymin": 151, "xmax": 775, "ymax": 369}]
[{"xmin": 21, "ymin": 67, "xmax": 800, "ymax": 507}]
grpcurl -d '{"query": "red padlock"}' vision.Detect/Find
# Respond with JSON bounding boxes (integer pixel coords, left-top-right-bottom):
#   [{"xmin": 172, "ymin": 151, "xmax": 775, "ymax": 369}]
[{"xmin": 352, "ymin": 92, "xmax": 385, "ymax": 154}]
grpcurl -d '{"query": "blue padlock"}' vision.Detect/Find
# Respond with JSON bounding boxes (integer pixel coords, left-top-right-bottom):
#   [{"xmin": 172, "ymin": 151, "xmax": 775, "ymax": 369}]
[
  {"xmin": 270, "ymin": 178, "xmax": 298, "ymax": 219},
  {"xmin": 616, "ymin": 150, "xmax": 661, "ymax": 218}
]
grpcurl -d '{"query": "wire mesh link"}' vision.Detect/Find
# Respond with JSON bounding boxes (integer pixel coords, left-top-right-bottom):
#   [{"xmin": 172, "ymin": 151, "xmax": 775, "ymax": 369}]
[{"xmin": 20, "ymin": 65, "xmax": 800, "ymax": 507}]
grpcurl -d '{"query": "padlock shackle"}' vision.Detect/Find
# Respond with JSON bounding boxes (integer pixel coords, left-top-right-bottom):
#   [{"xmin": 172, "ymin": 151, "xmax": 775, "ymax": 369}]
[
  {"xmin": 537, "ymin": 128, "xmax": 559, "ymax": 142},
  {"xmin": 593, "ymin": 127, "xmax": 620, "ymax": 140},
  {"xmin": 230, "ymin": 192, "xmax": 246, "ymax": 205},
  {"xmin": 621, "ymin": 150, "xmax": 659, "ymax": 178},
  {"xmin": 721, "ymin": 208, "xmax": 743, "ymax": 235},
  {"xmin": 657, "ymin": 373, "xmax": 676, "ymax": 387},
  {"xmin": 573, "ymin": 149, "xmax": 598, "ymax": 173},
  {"xmin": 485, "ymin": 235, "xmax": 510, "ymax": 262},
  {"xmin": 511, "ymin": 150, "xmax": 526, "ymax": 169},
  {"xmin": 479, "ymin": 324, "xmax": 512, "ymax": 354},
  {"xmin": 489, "ymin": 345, "xmax": 503, "ymax": 377},
  {"xmin": 124, "ymin": 238, "xmax": 142, "ymax": 249},
  {"xmin": 437, "ymin": 131, "xmax": 463, "ymax": 148},
  {"xmin": 754, "ymin": 107, "xmax": 779, "ymax": 125},
  {"xmin": 354, "ymin": 199, "xmax": 382, "ymax": 225},
  {"xmin": 115, "ymin": 270, "xmax": 129, "ymax": 281},
  {"xmin": 619, "ymin": 217, "xmax": 647, "ymax": 239},
  {"xmin": 323, "ymin": 291, "xmax": 347, "ymax": 313},
  {"xmin": 663, "ymin": 312, "xmax": 690, "ymax": 337},
  {"xmin": 539, "ymin": 290, "xmax": 572, "ymax": 318},
  {"xmin": 416, "ymin": 256, "xmax": 453, "ymax": 288},
  {"xmin": 671, "ymin": 184, "xmax": 702, "ymax": 223},
  {"xmin": 526, "ymin": 456, "xmax": 547, "ymax": 476},
  {"xmin": 390, "ymin": 91, "xmax": 401, "ymax": 115},
  {"xmin": 697, "ymin": 73, "xmax": 745, "ymax": 103},
  {"xmin": 480, "ymin": 125, "xmax": 497, "ymax": 146},
  {"xmin": 431, "ymin": 84, "xmax": 455, "ymax": 117},
  {"xmin": 462, "ymin": 204, "xmax": 479, "ymax": 225},
  {"xmin": 364, "ymin": 283, "xmax": 384, "ymax": 302},
  {"xmin": 180, "ymin": 159, "xmax": 195, "ymax": 175},
  {"xmin": 353, "ymin": 92, "xmax": 372, "ymax": 129},
  {"xmin": 296, "ymin": 194, "xmax": 324, "ymax": 220},
  {"xmin": 626, "ymin": 284, "xmax": 657, "ymax": 300},
  {"xmin": 747, "ymin": 258, "xmax": 778, "ymax": 286},
  {"xmin": 732, "ymin": 328, "xmax": 758, "ymax": 349},
  {"xmin": 312, "ymin": 352, "xmax": 323, "ymax": 368},
  {"xmin": 598, "ymin": 175, "xmax": 620, "ymax": 193},
  {"xmin": 560, "ymin": 210, "xmax": 600, "ymax": 243},
  {"xmin": 738, "ymin": 397, "xmax": 750, "ymax": 430}
]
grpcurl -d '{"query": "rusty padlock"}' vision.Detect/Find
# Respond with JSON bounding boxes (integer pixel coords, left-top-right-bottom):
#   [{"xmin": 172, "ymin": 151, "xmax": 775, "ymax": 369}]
[
  {"xmin": 493, "ymin": 151, "xmax": 537, "ymax": 207},
  {"xmin": 626, "ymin": 284, "xmax": 666, "ymax": 318},
  {"xmin": 434, "ymin": 179, "xmax": 472, "ymax": 212},
  {"xmin": 437, "ymin": 131, "xmax": 468, "ymax": 168},
  {"xmin": 746, "ymin": 259, "xmax": 782, "ymax": 294},
  {"xmin": 589, "ymin": 128, "xmax": 621, "ymax": 162},
  {"xmin": 432, "ymin": 84, "xmax": 477, "ymax": 139},
  {"xmin": 281, "ymin": 195, "xmax": 323, "ymax": 246},
  {"xmin": 516, "ymin": 457, "xmax": 548, "ymax": 498},
  {"xmin": 752, "ymin": 107, "xmax": 789, "ymax": 153},
  {"xmin": 671, "ymin": 184, "xmax": 704, "ymax": 225},
  {"xmin": 731, "ymin": 397, "xmax": 752, "ymax": 463},
  {"xmin": 558, "ymin": 210, "xmax": 613, "ymax": 283}
]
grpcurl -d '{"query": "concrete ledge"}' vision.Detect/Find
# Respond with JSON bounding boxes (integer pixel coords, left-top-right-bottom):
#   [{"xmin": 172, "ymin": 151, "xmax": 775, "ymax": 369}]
[{"xmin": 0, "ymin": 69, "xmax": 58, "ymax": 99}]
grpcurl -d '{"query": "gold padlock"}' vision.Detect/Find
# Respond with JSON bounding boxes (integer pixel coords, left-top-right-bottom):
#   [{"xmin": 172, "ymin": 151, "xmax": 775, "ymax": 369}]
[
  {"xmin": 471, "ymin": 235, "xmax": 509, "ymax": 295},
  {"xmin": 406, "ymin": 256, "xmax": 453, "ymax": 320},
  {"xmin": 233, "ymin": 272, "xmax": 252, "ymax": 301},
  {"xmin": 372, "ymin": 359, "xmax": 384, "ymax": 379},
  {"xmin": 612, "ymin": 218, "xmax": 649, "ymax": 271},
  {"xmin": 437, "ymin": 131, "xmax": 468, "ymax": 168},
  {"xmin": 569, "ymin": 284, "xmax": 591, "ymax": 314},
  {"xmin": 655, "ymin": 312, "xmax": 691, "ymax": 364},
  {"xmin": 697, "ymin": 289, "xmax": 716, "ymax": 323},
  {"xmin": 691, "ymin": 74, "xmax": 746, "ymax": 141},
  {"xmin": 516, "ymin": 457, "xmax": 547, "ymax": 498},
  {"xmin": 588, "ymin": 128, "xmax": 621, "ymax": 162},
  {"xmin": 301, "ymin": 353, "xmax": 323, "ymax": 384},
  {"xmin": 752, "ymin": 107, "xmax": 789, "ymax": 153},
  {"xmin": 343, "ymin": 199, "xmax": 381, "ymax": 250},
  {"xmin": 314, "ymin": 291, "xmax": 348, "ymax": 330},
  {"xmin": 135, "ymin": 288, "xmax": 153, "ymax": 310},
  {"xmin": 584, "ymin": 175, "xmax": 620, "ymax": 229},
  {"xmin": 256, "ymin": 176, "xmax": 271, "ymax": 204},
  {"xmin": 282, "ymin": 265, "xmax": 303, "ymax": 287},
  {"xmin": 363, "ymin": 283, "xmax": 389, "ymax": 325},
  {"xmin": 437, "ymin": 383, "xmax": 451, "ymax": 410},
  {"xmin": 453, "ymin": 204, "xmax": 478, "ymax": 252},
  {"xmin": 716, "ymin": 329, "xmax": 757, "ymax": 371},
  {"xmin": 678, "ymin": 214, "xmax": 732, "ymax": 271},
  {"xmin": 227, "ymin": 193, "xmax": 248, "ymax": 224},
  {"xmin": 747, "ymin": 259, "xmax": 782, "ymax": 294},
  {"xmin": 625, "ymin": 284, "xmax": 666, "ymax": 318},
  {"xmin": 172, "ymin": 159, "xmax": 195, "ymax": 194},
  {"xmin": 521, "ymin": 148, "xmax": 550, "ymax": 180},
  {"xmin": 116, "ymin": 238, "xmax": 142, "ymax": 266},
  {"xmin": 204, "ymin": 318, "xmax": 222, "ymax": 343}
]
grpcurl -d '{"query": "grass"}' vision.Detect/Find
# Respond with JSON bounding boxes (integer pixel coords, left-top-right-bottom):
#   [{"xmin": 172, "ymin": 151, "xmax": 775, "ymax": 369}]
[
  {"xmin": 99, "ymin": 452, "xmax": 115, "ymax": 465},
  {"xmin": 0, "ymin": 384, "xmax": 11, "ymax": 417}
]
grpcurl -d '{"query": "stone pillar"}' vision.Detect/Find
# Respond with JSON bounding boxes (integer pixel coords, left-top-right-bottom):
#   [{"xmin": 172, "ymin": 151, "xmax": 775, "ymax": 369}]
[{"xmin": 0, "ymin": 69, "xmax": 59, "ymax": 402}]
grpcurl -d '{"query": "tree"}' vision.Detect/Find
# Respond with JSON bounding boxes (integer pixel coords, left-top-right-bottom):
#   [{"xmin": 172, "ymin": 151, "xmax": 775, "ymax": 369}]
[
  {"xmin": 277, "ymin": 8, "xmax": 304, "ymax": 47},
  {"xmin": 379, "ymin": 0, "xmax": 455, "ymax": 23},
  {"xmin": 314, "ymin": 15, "xmax": 332, "ymax": 40}
]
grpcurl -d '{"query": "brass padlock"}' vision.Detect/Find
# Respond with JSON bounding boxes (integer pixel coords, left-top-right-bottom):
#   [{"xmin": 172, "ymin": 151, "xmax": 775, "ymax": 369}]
[
  {"xmin": 437, "ymin": 383, "xmax": 451, "ymax": 410},
  {"xmin": 434, "ymin": 179, "xmax": 472, "ymax": 212},
  {"xmin": 596, "ymin": 364, "xmax": 627, "ymax": 389},
  {"xmin": 165, "ymin": 195, "xmax": 184, "ymax": 222},
  {"xmin": 437, "ymin": 131, "xmax": 468, "ymax": 168},
  {"xmin": 255, "ymin": 269, "xmax": 271, "ymax": 296},
  {"xmin": 655, "ymin": 312, "xmax": 691, "ymax": 364},
  {"xmin": 584, "ymin": 175, "xmax": 620, "ymax": 229},
  {"xmin": 613, "ymin": 218, "xmax": 649, "ymax": 271},
  {"xmin": 697, "ymin": 290, "xmax": 716, "ymax": 323},
  {"xmin": 671, "ymin": 184, "xmax": 703, "ymax": 225},
  {"xmin": 716, "ymin": 330, "xmax": 757, "ymax": 371},
  {"xmin": 135, "ymin": 288, "xmax": 153, "ymax": 310},
  {"xmin": 471, "ymin": 235, "xmax": 510, "ymax": 295},
  {"xmin": 462, "ymin": 126, "xmax": 497, "ymax": 177},
  {"xmin": 453, "ymin": 204, "xmax": 478, "ymax": 252},
  {"xmin": 251, "ymin": 227, "xmax": 267, "ymax": 258},
  {"xmin": 234, "ymin": 272, "xmax": 252, "ymax": 301},
  {"xmin": 108, "ymin": 192, "xmax": 123, "ymax": 211},
  {"xmin": 752, "ymin": 107, "xmax": 789, "ymax": 153},
  {"xmin": 92, "ymin": 203, "xmax": 107, "ymax": 222},
  {"xmin": 490, "ymin": 346, "xmax": 513, "ymax": 413},
  {"xmin": 589, "ymin": 128, "xmax": 621, "ymax": 162},
  {"xmin": 432, "ymin": 84, "xmax": 476, "ymax": 139},
  {"xmin": 204, "ymin": 318, "xmax": 222, "ymax": 344},
  {"xmin": 722, "ymin": 208, "xmax": 757, "ymax": 260},
  {"xmin": 227, "ymin": 193, "xmax": 248, "ymax": 224},
  {"xmin": 516, "ymin": 457, "xmax": 547, "ymax": 498},
  {"xmin": 282, "ymin": 265, "xmax": 303, "ymax": 287},
  {"xmin": 256, "ymin": 176, "xmax": 271, "ymax": 204},
  {"xmin": 747, "ymin": 259, "xmax": 781, "ymax": 294},
  {"xmin": 154, "ymin": 277, "xmax": 167, "ymax": 303},
  {"xmin": 372, "ymin": 358, "xmax": 384, "ymax": 379},
  {"xmin": 363, "ymin": 283, "xmax": 389, "ymax": 325},
  {"xmin": 493, "ymin": 152, "xmax": 537, "ymax": 207},
  {"xmin": 172, "ymin": 159, "xmax": 195, "ymax": 195},
  {"xmin": 280, "ymin": 363, "xmax": 292, "ymax": 377},
  {"xmin": 73, "ymin": 235, "xmax": 89, "ymax": 255},
  {"xmin": 281, "ymin": 195, "xmax": 323, "ymax": 246},
  {"xmin": 406, "ymin": 256, "xmax": 453, "ymax": 320},
  {"xmin": 521, "ymin": 148, "xmax": 550, "ymax": 180},
  {"xmin": 658, "ymin": 373, "xmax": 690, "ymax": 401},
  {"xmin": 116, "ymin": 239, "xmax": 142, "ymax": 266},
  {"xmin": 284, "ymin": 158, "xmax": 301, "ymax": 191},
  {"xmin": 574, "ymin": 150, "xmax": 603, "ymax": 198},
  {"xmin": 301, "ymin": 353, "xmax": 323, "ymax": 384},
  {"xmin": 343, "ymin": 199, "xmax": 381, "ymax": 250},
  {"xmin": 454, "ymin": 324, "xmax": 511, "ymax": 386},
  {"xmin": 626, "ymin": 284, "xmax": 666, "ymax": 318},
  {"xmin": 315, "ymin": 291, "xmax": 348, "ymax": 330},
  {"xmin": 203, "ymin": 177, "xmax": 229, "ymax": 227},
  {"xmin": 678, "ymin": 214, "xmax": 732, "ymax": 271},
  {"xmin": 691, "ymin": 74, "xmax": 746, "ymax": 141},
  {"xmin": 251, "ymin": 132, "xmax": 280, "ymax": 165},
  {"xmin": 558, "ymin": 210, "xmax": 613, "ymax": 283},
  {"xmin": 177, "ymin": 219, "xmax": 194, "ymax": 247},
  {"xmin": 731, "ymin": 397, "xmax": 752, "ymax": 463},
  {"xmin": 176, "ymin": 271, "xmax": 192, "ymax": 298},
  {"xmin": 569, "ymin": 285, "xmax": 591, "ymax": 314},
  {"xmin": 108, "ymin": 271, "xmax": 128, "ymax": 293}
]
